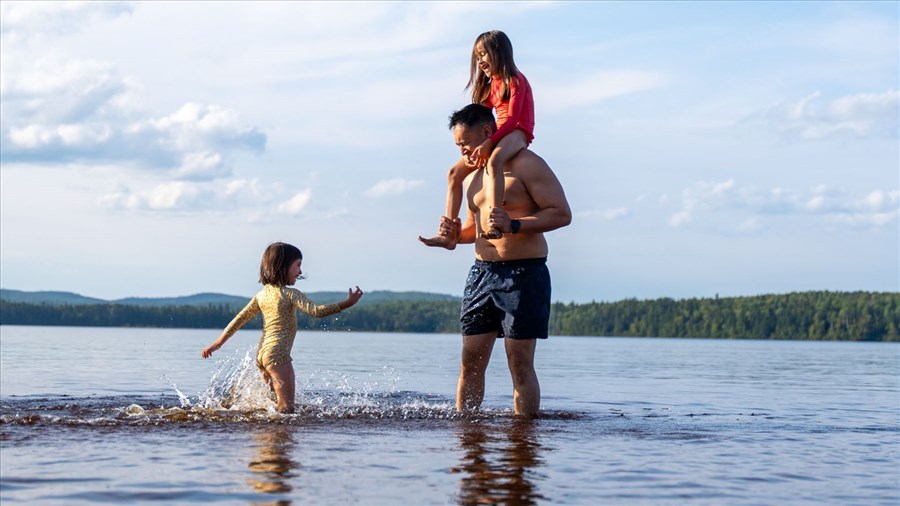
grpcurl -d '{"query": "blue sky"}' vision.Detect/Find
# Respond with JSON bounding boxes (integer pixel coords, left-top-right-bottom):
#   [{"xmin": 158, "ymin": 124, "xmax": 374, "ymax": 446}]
[{"xmin": 1, "ymin": 1, "xmax": 897, "ymax": 303}]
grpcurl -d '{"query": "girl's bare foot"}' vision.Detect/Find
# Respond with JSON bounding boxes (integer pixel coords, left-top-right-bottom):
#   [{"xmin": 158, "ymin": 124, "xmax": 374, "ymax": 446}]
[
  {"xmin": 418, "ymin": 218, "xmax": 461, "ymax": 250},
  {"xmin": 419, "ymin": 234, "xmax": 458, "ymax": 250},
  {"xmin": 480, "ymin": 227, "xmax": 503, "ymax": 240}
]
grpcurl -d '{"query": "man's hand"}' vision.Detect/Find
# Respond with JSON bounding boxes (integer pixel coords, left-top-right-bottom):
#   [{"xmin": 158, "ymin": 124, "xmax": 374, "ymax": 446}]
[
  {"xmin": 437, "ymin": 216, "xmax": 462, "ymax": 240},
  {"xmin": 486, "ymin": 207, "xmax": 514, "ymax": 234}
]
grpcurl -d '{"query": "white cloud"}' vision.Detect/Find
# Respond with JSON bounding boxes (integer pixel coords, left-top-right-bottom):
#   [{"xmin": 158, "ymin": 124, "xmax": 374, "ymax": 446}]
[
  {"xmin": 1, "ymin": 57, "xmax": 129, "ymax": 125},
  {"xmin": 736, "ymin": 217, "xmax": 762, "ymax": 233},
  {"xmin": 101, "ymin": 181, "xmax": 198, "ymax": 210},
  {"xmin": 100, "ymin": 178, "xmax": 279, "ymax": 213},
  {"xmin": 669, "ymin": 210, "xmax": 692, "ymax": 228},
  {"xmin": 826, "ymin": 210, "xmax": 899, "ymax": 229},
  {"xmin": 8, "ymin": 122, "xmax": 112, "ymax": 148},
  {"xmin": 0, "ymin": 1, "xmax": 135, "ymax": 44},
  {"xmin": 669, "ymin": 180, "xmax": 899, "ymax": 231},
  {"xmin": 762, "ymin": 90, "xmax": 899, "ymax": 140},
  {"xmin": 578, "ymin": 207, "xmax": 631, "ymax": 221},
  {"xmin": 277, "ymin": 190, "xmax": 313, "ymax": 216},
  {"xmin": 172, "ymin": 152, "xmax": 229, "ymax": 181},
  {"xmin": 365, "ymin": 178, "xmax": 425, "ymax": 198},
  {"xmin": 542, "ymin": 70, "xmax": 666, "ymax": 114},
  {"xmin": 140, "ymin": 102, "xmax": 264, "ymax": 154},
  {"xmin": 1, "ymin": 56, "xmax": 266, "ymax": 179}
]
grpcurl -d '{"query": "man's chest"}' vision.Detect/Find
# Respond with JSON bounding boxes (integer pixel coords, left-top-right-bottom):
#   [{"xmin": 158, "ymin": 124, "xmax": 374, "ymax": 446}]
[{"xmin": 468, "ymin": 172, "xmax": 529, "ymax": 210}]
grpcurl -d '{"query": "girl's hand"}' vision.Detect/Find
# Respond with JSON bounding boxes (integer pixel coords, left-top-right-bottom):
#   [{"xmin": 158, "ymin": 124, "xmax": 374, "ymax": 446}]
[
  {"xmin": 201, "ymin": 341, "xmax": 221, "ymax": 358},
  {"xmin": 472, "ymin": 139, "xmax": 493, "ymax": 168},
  {"xmin": 344, "ymin": 286, "xmax": 364, "ymax": 308}
]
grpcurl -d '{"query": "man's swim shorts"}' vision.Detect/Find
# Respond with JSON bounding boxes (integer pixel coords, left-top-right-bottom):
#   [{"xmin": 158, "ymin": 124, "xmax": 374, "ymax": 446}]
[{"xmin": 460, "ymin": 257, "xmax": 551, "ymax": 340}]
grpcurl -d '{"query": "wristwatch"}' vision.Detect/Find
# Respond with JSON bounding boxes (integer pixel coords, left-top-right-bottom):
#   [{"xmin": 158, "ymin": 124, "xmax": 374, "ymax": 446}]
[{"xmin": 510, "ymin": 219, "xmax": 521, "ymax": 234}]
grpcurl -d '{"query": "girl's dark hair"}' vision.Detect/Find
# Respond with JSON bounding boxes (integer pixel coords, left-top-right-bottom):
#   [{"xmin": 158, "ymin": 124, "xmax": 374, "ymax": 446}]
[
  {"xmin": 259, "ymin": 242, "xmax": 302, "ymax": 286},
  {"xmin": 466, "ymin": 30, "xmax": 518, "ymax": 105}
]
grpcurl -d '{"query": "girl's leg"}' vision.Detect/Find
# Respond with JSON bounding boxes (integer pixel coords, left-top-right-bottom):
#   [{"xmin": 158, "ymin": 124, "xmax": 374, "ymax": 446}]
[
  {"xmin": 259, "ymin": 367, "xmax": 276, "ymax": 399},
  {"xmin": 419, "ymin": 156, "xmax": 474, "ymax": 249},
  {"xmin": 265, "ymin": 362, "xmax": 296, "ymax": 413},
  {"xmin": 483, "ymin": 130, "xmax": 528, "ymax": 239},
  {"xmin": 446, "ymin": 156, "xmax": 475, "ymax": 220}
]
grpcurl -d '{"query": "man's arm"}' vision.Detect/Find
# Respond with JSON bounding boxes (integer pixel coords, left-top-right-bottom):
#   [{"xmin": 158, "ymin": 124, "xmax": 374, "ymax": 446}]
[
  {"xmin": 490, "ymin": 155, "xmax": 572, "ymax": 235},
  {"xmin": 458, "ymin": 209, "xmax": 478, "ymax": 244}
]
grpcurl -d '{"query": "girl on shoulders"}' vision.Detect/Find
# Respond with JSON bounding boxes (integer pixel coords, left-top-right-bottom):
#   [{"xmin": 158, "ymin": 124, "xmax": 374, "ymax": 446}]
[{"xmin": 420, "ymin": 30, "xmax": 535, "ymax": 247}]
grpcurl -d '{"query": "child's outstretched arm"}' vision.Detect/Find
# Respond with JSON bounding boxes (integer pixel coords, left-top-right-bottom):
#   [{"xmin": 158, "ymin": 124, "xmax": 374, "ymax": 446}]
[
  {"xmin": 201, "ymin": 332, "xmax": 230, "ymax": 358},
  {"xmin": 201, "ymin": 297, "xmax": 260, "ymax": 358},
  {"xmin": 294, "ymin": 288, "xmax": 363, "ymax": 317},
  {"xmin": 339, "ymin": 286, "xmax": 364, "ymax": 310}
]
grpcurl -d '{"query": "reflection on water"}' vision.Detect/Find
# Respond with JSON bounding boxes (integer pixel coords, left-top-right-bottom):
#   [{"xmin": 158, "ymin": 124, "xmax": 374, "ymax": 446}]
[
  {"xmin": 453, "ymin": 419, "xmax": 547, "ymax": 505},
  {"xmin": 247, "ymin": 425, "xmax": 299, "ymax": 504}
]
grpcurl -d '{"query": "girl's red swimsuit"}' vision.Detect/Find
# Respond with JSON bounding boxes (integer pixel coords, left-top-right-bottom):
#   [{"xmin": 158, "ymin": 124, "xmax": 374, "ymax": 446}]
[{"xmin": 484, "ymin": 71, "xmax": 535, "ymax": 145}]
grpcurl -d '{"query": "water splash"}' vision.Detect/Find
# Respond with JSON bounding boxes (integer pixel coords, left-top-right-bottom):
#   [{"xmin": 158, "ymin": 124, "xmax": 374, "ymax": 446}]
[
  {"xmin": 195, "ymin": 348, "xmax": 275, "ymax": 412},
  {"xmin": 159, "ymin": 373, "xmax": 192, "ymax": 408},
  {"xmin": 1, "ymin": 346, "xmax": 541, "ymax": 426}
]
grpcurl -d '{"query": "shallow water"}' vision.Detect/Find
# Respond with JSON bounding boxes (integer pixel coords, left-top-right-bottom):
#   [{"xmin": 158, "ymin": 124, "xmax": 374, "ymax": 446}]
[{"xmin": 1, "ymin": 326, "xmax": 898, "ymax": 505}]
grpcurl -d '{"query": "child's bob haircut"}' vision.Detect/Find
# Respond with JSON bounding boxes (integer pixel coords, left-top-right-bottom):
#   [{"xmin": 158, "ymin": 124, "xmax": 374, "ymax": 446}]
[{"xmin": 259, "ymin": 242, "xmax": 303, "ymax": 286}]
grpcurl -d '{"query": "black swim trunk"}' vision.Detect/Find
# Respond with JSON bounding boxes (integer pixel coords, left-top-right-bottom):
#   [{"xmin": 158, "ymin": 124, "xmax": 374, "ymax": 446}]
[{"xmin": 460, "ymin": 257, "xmax": 551, "ymax": 340}]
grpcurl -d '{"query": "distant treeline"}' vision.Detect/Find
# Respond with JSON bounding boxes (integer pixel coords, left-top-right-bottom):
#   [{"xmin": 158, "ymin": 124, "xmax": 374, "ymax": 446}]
[{"xmin": 1, "ymin": 291, "xmax": 897, "ymax": 341}]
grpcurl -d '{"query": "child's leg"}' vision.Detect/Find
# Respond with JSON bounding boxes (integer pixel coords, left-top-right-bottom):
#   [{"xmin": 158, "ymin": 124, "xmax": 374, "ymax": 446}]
[
  {"xmin": 483, "ymin": 130, "xmax": 528, "ymax": 239},
  {"xmin": 445, "ymin": 156, "xmax": 476, "ymax": 221},
  {"xmin": 419, "ymin": 156, "xmax": 473, "ymax": 249},
  {"xmin": 265, "ymin": 362, "xmax": 296, "ymax": 413}
]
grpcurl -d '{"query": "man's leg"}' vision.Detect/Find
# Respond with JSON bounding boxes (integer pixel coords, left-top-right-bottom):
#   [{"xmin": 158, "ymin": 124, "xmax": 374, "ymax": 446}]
[
  {"xmin": 456, "ymin": 332, "xmax": 498, "ymax": 412},
  {"xmin": 504, "ymin": 338, "xmax": 540, "ymax": 416}
]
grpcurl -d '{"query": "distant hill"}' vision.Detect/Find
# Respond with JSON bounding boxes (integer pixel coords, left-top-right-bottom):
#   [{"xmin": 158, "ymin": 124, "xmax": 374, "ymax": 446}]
[
  {"xmin": 0, "ymin": 288, "xmax": 460, "ymax": 308},
  {"xmin": 113, "ymin": 292, "xmax": 249, "ymax": 307},
  {"xmin": 0, "ymin": 289, "xmax": 107, "ymax": 305}
]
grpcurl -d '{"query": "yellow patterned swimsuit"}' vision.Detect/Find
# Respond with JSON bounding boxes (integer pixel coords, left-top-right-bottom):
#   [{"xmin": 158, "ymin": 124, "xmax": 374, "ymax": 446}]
[{"xmin": 221, "ymin": 285, "xmax": 342, "ymax": 370}]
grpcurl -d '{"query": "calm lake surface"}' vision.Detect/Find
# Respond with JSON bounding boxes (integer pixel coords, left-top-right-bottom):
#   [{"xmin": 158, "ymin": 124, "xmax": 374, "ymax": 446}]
[{"xmin": 1, "ymin": 325, "xmax": 898, "ymax": 505}]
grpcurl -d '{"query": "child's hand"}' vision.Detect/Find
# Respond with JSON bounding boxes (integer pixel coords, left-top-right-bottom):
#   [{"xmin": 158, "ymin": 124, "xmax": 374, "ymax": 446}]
[
  {"xmin": 344, "ymin": 286, "xmax": 364, "ymax": 308},
  {"xmin": 472, "ymin": 139, "xmax": 493, "ymax": 168},
  {"xmin": 201, "ymin": 341, "xmax": 221, "ymax": 358}
]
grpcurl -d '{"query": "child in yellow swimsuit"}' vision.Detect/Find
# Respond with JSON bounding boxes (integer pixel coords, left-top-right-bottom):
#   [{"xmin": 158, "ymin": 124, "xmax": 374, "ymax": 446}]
[{"xmin": 201, "ymin": 242, "xmax": 363, "ymax": 413}]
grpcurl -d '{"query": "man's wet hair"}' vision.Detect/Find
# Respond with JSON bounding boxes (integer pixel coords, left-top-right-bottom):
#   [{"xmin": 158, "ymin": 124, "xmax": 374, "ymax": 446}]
[{"xmin": 448, "ymin": 104, "xmax": 497, "ymax": 130}]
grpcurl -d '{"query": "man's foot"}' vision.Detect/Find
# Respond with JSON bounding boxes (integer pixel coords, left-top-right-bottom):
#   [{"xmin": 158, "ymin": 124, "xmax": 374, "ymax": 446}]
[{"xmin": 480, "ymin": 227, "xmax": 503, "ymax": 240}]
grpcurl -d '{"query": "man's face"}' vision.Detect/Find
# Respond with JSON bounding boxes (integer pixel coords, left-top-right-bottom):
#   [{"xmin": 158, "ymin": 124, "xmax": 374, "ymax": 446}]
[{"xmin": 453, "ymin": 123, "xmax": 490, "ymax": 165}]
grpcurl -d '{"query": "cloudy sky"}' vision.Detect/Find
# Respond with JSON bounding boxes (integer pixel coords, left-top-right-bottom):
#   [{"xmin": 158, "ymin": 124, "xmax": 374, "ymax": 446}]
[{"xmin": 1, "ymin": 1, "xmax": 897, "ymax": 303}]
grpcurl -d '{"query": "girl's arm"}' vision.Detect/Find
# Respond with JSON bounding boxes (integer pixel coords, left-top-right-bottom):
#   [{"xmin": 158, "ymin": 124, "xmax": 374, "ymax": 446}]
[
  {"xmin": 338, "ymin": 287, "xmax": 364, "ymax": 310},
  {"xmin": 293, "ymin": 289, "xmax": 362, "ymax": 317},
  {"xmin": 201, "ymin": 298, "xmax": 260, "ymax": 358},
  {"xmin": 473, "ymin": 74, "xmax": 530, "ymax": 165},
  {"xmin": 488, "ymin": 73, "xmax": 529, "ymax": 146}
]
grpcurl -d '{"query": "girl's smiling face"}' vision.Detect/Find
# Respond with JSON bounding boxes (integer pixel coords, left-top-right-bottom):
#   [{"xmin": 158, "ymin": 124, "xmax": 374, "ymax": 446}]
[
  {"xmin": 475, "ymin": 42, "xmax": 494, "ymax": 77},
  {"xmin": 287, "ymin": 258, "xmax": 302, "ymax": 285}
]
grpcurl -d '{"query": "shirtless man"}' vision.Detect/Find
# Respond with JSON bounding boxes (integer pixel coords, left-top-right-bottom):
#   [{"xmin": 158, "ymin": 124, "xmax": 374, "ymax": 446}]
[{"xmin": 436, "ymin": 103, "xmax": 572, "ymax": 416}]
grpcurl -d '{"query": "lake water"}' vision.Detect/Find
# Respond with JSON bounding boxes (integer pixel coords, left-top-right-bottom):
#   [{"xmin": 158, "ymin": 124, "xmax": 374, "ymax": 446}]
[{"xmin": 1, "ymin": 325, "xmax": 898, "ymax": 505}]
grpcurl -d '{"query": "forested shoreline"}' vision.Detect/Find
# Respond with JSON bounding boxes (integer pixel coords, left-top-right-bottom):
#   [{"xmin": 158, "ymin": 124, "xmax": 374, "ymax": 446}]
[{"xmin": 1, "ymin": 291, "xmax": 897, "ymax": 341}]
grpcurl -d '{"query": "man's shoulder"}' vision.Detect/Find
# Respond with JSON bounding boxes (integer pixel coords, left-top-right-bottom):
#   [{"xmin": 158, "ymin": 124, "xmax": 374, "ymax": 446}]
[{"xmin": 509, "ymin": 148, "xmax": 549, "ymax": 173}]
